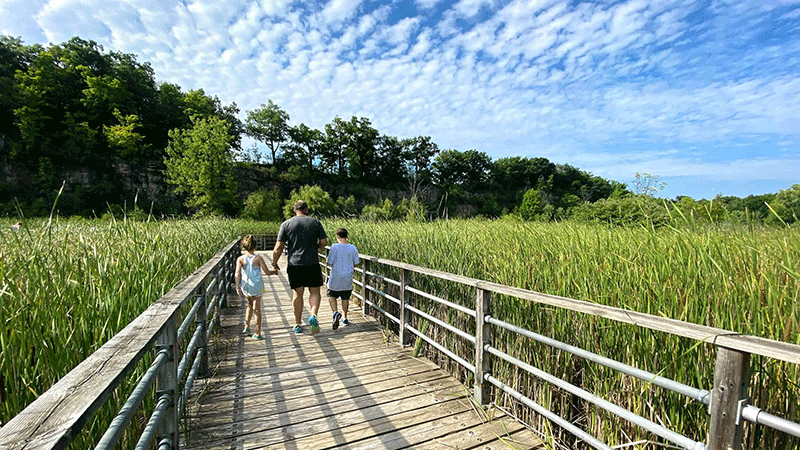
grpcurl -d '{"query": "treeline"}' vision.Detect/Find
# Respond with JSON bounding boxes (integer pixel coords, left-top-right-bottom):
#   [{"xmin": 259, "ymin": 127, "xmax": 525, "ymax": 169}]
[{"xmin": 1, "ymin": 36, "xmax": 797, "ymax": 226}]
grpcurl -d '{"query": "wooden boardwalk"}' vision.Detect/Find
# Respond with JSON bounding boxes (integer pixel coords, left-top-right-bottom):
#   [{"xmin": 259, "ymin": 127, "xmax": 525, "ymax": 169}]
[{"xmin": 182, "ymin": 254, "xmax": 544, "ymax": 450}]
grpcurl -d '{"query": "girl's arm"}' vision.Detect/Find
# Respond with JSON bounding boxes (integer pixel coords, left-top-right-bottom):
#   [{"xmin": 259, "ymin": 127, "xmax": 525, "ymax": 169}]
[
  {"xmin": 255, "ymin": 255, "xmax": 277, "ymax": 275},
  {"xmin": 234, "ymin": 257, "xmax": 244, "ymax": 295}
]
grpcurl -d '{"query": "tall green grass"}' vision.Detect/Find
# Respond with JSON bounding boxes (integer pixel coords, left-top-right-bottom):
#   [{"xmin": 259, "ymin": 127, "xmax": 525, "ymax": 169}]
[
  {"xmin": 0, "ymin": 217, "xmax": 278, "ymax": 445},
  {"xmin": 326, "ymin": 218, "xmax": 799, "ymax": 448}
]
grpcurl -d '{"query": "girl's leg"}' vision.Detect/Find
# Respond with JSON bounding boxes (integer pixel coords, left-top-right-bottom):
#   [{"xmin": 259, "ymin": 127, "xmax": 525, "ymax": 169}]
[
  {"xmin": 245, "ymin": 296, "xmax": 255, "ymax": 330},
  {"xmin": 253, "ymin": 296, "xmax": 263, "ymax": 335}
]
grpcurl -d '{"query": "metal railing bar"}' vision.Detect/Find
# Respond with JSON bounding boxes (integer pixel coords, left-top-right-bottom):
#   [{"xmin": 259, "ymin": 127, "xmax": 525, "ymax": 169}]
[
  {"xmin": 177, "ymin": 324, "xmax": 203, "ymax": 383},
  {"xmin": 365, "ymin": 284, "xmax": 401, "ymax": 306},
  {"xmin": 404, "ymin": 324, "xmax": 476, "ymax": 374},
  {"xmin": 205, "ymin": 293, "xmax": 217, "ymax": 319},
  {"xmin": 365, "ymin": 270, "xmax": 401, "ymax": 287},
  {"xmin": 134, "ymin": 394, "xmax": 170, "ymax": 450},
  {"xmin": 177, "ymin": 297, "xmax": 203, "ymax": 340},
  {"xmin": 208, "ymin": 296, "xmax": 222, "ymax": 338},
  {"xmin": 364, "ymin": 299, "xmax": 400, "ymax": 324},
  {"xmin": 741, "ymin": 404, "xmax": 800, "ymax": 438},
  {"xmin": 93, "ymin": 349, "xmax": 171, "ymax": 450},
  {"xmin": 486, "ymin": 316, "xmax": 712, "ymax": 405},
  {"xmin": 485, "ymin": 374, "xmax": 613, "ymax": 450},
  {"xmin": 485, "ymin": 346, "xmax": 705, "ymax": 450},
  {"xmin": 405, "ymin": 304, "xmax": 476, "ymax": 344},
  {"xmin": 179, "ymin": 347, "xmax": 205, "ymax": 416},
  {"xmin": 205, "ymin": 277, "xmax": 218, "ymax": 294},
  {"xmin": 406, "ymin": 286, "xmax": 476, "ymax": 317}
]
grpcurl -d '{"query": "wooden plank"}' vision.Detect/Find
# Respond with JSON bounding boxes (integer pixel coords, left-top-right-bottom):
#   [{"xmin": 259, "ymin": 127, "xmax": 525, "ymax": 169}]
[{"xmin": 182, "ymin": 264, "xmax": 544, "ymax": 450}]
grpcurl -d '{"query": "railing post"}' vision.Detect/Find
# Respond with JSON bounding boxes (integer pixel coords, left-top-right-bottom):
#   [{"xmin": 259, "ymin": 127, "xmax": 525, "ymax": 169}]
[
  {"xmin": 363, "ymin": 259, "xmax": 371, "ymax": 316},
  {"xmin": 399, "ymin": 268, "xmax": 411, "ymax": 347},
  {"xmin": 707, "ymin": 346, "xmax": 751, "ymax": 450},
  {"xmin": 156, "ymin": 316, "xmax": 178, "ymax": 449},
  {"xmin": 474, "ymin": 286, "xmax": 492, "ymax": 406},
  {"xmin": 212, "ymin": 267, "xmax": 221, "ymax": 331},
  {"xmin": 195, "ymin": 283, "xmax": 209, "ymax": 378}
]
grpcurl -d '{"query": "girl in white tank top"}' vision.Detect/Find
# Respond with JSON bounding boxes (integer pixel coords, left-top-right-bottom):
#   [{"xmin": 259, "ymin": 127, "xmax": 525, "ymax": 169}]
[{"xmin": 235, "ymin": 235, "xmax": 277, "ymax": 340}]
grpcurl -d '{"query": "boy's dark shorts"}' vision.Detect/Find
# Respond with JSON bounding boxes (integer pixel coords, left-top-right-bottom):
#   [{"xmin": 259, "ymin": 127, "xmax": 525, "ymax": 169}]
[
  {"xmin": 287, "ymin": 264, "xmax": 323, "ymax": 290},
  {"xmin": 327, "ymin": 289, "xmax": 352, "ymax": 300}
]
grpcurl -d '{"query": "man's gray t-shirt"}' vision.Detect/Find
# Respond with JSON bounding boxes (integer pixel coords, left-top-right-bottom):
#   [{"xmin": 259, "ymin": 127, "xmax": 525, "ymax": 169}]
[{"xmin": 277, "ymin": 215, "xmax": 327, "ymax": 266}]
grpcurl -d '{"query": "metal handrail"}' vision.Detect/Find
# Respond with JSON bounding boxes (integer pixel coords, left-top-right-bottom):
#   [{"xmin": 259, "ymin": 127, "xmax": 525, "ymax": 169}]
[
  {"xmin": 0, "ymin": 237, "xmax": 241, "ymax": 450},
  {"xmin": 355, "ymin": 250, "xmax": 800, "ymax": 450}
]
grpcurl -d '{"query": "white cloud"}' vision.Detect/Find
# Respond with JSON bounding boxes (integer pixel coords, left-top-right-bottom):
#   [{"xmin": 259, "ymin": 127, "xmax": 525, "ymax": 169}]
[
  {"xmin": 321, "ymin": 0, "xmax": 366, "ymax": 25},
  {"xmin": 3, "ymin": 0, "xmax": 800, "ymax": 198}
]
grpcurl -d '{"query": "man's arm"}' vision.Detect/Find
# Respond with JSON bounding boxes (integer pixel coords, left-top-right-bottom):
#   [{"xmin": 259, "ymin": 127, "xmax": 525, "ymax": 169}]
[
  {"xmin": 272, "ymin": 241, "xmax": 285, "ymax": 270},
  {"xmin": 318, "ymin": 237, "xmax": 328, "ymax": 250}
]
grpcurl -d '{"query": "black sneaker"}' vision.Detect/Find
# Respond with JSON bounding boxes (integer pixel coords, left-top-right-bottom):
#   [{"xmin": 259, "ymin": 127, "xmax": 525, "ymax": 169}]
[
  {"xmin": 332, "ymin": 311, "xmax": 342, "ymax": 330},
  {"xmin": 342, "ymin": 318, "xmax": 350, "ymax": 326}
]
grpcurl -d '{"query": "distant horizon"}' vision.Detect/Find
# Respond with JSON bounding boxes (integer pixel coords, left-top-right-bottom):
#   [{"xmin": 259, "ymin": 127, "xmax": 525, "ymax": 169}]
[{"xmin": 2, "ymin": 0, "xmax": 798, "ymax": 200}]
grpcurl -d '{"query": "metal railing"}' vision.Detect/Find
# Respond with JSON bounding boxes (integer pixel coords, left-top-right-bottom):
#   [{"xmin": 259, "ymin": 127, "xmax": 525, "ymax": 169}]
[
  {"xmin": 332, "ymin": 251, "xmax": 800, "ymax": 450},
  {"xmin": 0, "ymin": 238, "xmax": 240, "ymax": 450}
]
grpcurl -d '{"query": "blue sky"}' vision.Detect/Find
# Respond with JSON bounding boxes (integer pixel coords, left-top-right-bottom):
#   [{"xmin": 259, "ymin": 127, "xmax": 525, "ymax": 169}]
[{"xmin": 1, "ymin": 0, "xmax": 798, "ymax": 199}]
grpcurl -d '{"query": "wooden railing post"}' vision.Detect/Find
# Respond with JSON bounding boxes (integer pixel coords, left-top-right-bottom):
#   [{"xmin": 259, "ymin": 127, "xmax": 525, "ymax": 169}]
[
  {"xmin": 210, "ymin": 267, "xmax": 220, "ymax": 331},
  {"xmin": 363, "ymin": 259, "xmax": 371, "ymax": 316},
  {"xmin": 707, "ymin": 346, "xmax": 751, "ymax": 450},
  {"xmin": 195, "ymin": 283, "xmax": 209, "ymax": 378},
  {"xmin": 156, "ymin": 316, "xmax": 178, "ymax": 449},
  {"xmin": 474, "ymin": 286, "xmax": 492, "ymax": 405},
  {"xmin": 399, "ymin": 268, "xmax": 411, "ymax": 347}
]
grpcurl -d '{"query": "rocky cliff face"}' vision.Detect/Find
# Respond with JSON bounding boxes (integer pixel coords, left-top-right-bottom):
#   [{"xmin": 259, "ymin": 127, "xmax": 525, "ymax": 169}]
[{"xmin": 2, "ymin": 161, "xmax": 445, "ymax": 214}]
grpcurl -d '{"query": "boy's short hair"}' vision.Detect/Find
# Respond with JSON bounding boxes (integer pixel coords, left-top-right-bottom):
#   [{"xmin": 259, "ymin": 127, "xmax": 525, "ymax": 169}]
[
  {"xmin": 241, "ymin": 234, "xmax": 257, "ymax": 252},
  {"xmin": 293, "ymin": 200, "xmax": 309, "ymax": 211},
  {"xmin": 335, "ymin": 228, "xmax": 348, "ymax": 238}
]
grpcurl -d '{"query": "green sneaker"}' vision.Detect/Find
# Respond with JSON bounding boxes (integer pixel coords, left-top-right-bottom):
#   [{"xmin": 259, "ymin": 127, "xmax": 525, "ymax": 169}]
[
  {"xmin": 309, "ymin": 315, "xmax": 320, "ymax": 334},
  {"xmin": 252, "ymin": 334, "xmax": 263, "ymax": 340},
  {"xmin": 293, "ymin": 325, "xmax": 303, "ymax": 334}
]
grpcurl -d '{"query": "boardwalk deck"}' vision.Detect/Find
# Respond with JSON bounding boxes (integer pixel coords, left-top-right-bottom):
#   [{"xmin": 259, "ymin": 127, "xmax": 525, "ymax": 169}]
[{"xmin": 182, "ymin": 254, "xmax": 544, "ymax": 450}]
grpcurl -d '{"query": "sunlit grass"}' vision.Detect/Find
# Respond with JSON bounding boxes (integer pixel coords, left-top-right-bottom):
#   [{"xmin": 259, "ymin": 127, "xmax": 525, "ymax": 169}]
[{"xmin": 0, "ymin": 217, "xmax": 278, "ymax": 438}]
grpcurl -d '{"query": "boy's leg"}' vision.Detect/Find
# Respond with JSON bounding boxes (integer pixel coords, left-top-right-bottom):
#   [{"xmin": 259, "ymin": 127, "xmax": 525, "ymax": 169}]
[
  {"xmin": 293, "ymin": 287, "xmax": 305, "ymax": 326},
  {"xmin": 328, "ymin": 294, "xmax": 339, "ymax": 315},
  {"xmin": 342, "ymin": 299, "xmax": 350, "ymax": 319}
]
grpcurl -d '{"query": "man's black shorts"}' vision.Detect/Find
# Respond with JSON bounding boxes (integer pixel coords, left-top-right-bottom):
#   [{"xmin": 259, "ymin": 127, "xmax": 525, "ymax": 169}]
[
  {"xmin": 327, "ymin": 289, "xmax": 352, "ymax": 300},
  {"xmin": 287, "ymin": 264, "xmax": 323, "ymax": 290}
]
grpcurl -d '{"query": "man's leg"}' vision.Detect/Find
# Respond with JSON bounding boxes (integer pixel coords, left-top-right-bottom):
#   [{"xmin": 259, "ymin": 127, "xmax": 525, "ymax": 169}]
[
  {"xmin": 293, "ymin": 287, "xmax": 305, "ymax": 326},
  {"xmin": 309, "ymin": 286, "xmax": 322, "ymax": 318}
]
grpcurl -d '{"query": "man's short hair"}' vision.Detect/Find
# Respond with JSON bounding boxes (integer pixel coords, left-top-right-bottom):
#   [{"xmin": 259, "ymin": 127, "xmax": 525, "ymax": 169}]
[{"xmin": 293, "ymin": 200, "xmax": 309, "ymax": 211}]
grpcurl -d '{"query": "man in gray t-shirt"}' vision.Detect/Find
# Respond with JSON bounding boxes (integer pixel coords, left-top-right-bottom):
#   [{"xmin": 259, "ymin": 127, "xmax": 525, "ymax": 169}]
[{"xmin": 272, "ymin": 200, "xmax": 328, "ymax": 334}]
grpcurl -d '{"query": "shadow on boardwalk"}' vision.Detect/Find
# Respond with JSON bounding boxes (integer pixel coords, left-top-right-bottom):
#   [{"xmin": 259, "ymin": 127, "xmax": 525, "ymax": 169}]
[{"xmin": 182, "ymin": 256, "xmax": 543, "ymax": 450}]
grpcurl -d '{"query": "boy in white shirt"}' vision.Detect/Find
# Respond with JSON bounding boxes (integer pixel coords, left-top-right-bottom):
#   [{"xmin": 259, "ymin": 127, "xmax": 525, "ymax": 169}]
[{"xmin": 326, "ymin": 228, "xmax": 360, "ymax": 329}]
